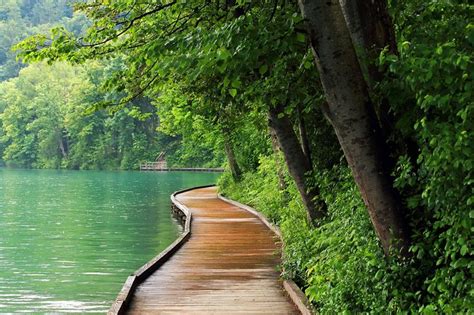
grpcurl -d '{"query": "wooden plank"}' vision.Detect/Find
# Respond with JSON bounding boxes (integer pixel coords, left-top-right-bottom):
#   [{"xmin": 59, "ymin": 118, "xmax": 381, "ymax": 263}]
[
  {"xmin": 128, "ymin": 305, "xmax": 296, "ymax": 311},
  {"xmin": 284, "ymin": 280, "xmax": 314, "ymax": 315},
  {"xmin": 111, "ymin": 186, "xmax": 304, "ymax": 314},
  {"xmin": 130, "ymin": 308, "xmax": 296, "ymax": 314},
  {"xmin": 218, "ymin": 193, "xmax": 314, "ymax": 315},
  {"xmin": 133, "ymin": 232, "xmax": 190, "ymax": 281}
]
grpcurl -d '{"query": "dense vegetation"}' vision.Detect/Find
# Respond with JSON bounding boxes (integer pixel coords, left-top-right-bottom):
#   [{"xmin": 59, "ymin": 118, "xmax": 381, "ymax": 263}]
[
  {"xmin": 0, "ymin": 0, "xmax": 223, "ymax": 169},
  {"xmin": 5, "ymin": 0, "xmax": 473, "ymax": 312}
]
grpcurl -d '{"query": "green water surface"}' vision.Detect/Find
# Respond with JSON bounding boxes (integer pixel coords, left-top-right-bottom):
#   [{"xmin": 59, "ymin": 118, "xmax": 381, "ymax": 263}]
[{"xmin": 0, "ymin": 169, "xmax": 219, "ymax": 313}]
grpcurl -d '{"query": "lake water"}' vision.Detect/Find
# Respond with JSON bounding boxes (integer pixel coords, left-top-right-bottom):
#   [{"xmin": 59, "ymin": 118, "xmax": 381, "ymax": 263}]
[{"xmin": 0, "ymin": 169, "xmax": 219, "ymax": 313}]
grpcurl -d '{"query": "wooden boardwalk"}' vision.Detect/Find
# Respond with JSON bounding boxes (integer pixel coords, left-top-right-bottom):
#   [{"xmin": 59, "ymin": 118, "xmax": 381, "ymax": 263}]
[{"xmin": 125, "ymin": 186, "xmax": 300, "ymax": 314}]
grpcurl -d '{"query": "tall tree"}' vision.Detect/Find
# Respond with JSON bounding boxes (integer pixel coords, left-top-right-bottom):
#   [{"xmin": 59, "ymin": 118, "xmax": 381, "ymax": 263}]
[
  {"xmin": 268, "ymin": 103, "xmax": 326, "ymax": 223},
  {"xmin": 297, "ymin": 0, "xmax": 410, "ymax": 254},
  {"xmin": 338, "ymin": 0, "xmax": 397, "ymax": 85}
]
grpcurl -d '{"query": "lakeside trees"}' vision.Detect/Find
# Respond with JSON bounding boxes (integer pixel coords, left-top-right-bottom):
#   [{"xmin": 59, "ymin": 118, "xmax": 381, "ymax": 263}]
[
  {"xmin": 297, "ymin": 0, "xmax": 410, "ymax": 253},
  {"xmin": 5, "ymin": 0, "xmax": 473, "ymax": 312},
  {"xmin": 0, "ymin": 61, "xmax": 164, "ymax": 169},
  {"xmin": 0, "ymin": 60, "xmax": 225, "ymax": 169},
  {"xmin": 0, "ymin": 0, "xmax": 224, "ymax": 169},
  {"xmin": 0, "ymin": 0, "xmax": 81, "ymax": 81}
]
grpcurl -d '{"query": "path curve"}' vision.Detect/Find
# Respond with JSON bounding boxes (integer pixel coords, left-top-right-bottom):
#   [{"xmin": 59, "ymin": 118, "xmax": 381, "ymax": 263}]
[{"xmin": 126, "ymin": 186, "xmax": 299, "ymax": 314}]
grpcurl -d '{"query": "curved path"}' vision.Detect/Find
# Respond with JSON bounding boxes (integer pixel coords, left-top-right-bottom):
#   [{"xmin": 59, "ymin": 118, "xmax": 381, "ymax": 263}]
[{"xmin": 127, "ymin": 186, "xmax": 299, "ymax": 314}]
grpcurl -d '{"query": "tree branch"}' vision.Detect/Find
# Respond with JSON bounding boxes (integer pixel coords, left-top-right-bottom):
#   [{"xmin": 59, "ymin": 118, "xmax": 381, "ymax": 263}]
[{"xmin": 81, "ymin": 1, "xmax": 177, "ymax": 48}]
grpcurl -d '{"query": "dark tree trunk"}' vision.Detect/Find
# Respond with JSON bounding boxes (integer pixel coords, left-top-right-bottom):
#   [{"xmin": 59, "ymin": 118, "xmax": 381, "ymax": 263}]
[
  {"xmin": 225, "ymin": 0, "xmax": 245, "ymax": 17},
  {"xmin": 59, "ymin": 139, "xmax": 67, "ymax": 158},
  {"xmin": 268, "ymin": 103, "xmax": 326, "ymax": 224},
  {"xmin": 339, "ymin": 0, "xmax": 397, "ymax": 138},
  {"xmin": 222, "ymin": 129, "xmax": 242, "ymax": 181},
  {"xmin": 339, "ymin": 0, "xmax": 397, "ymax": 83},
  {"xmin": 58, "ymin": 130, "xmax": 68, "ymax": 158},
  {"xmin": 340, "ymin": 0, "xmax": 420, "ymax": 166},
  {"xmin": 297, "ymin": 0, "xmax": 410, "ymax": 255}
]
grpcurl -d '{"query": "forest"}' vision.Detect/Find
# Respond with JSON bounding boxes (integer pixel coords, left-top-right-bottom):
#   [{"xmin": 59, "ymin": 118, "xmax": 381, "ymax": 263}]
[
  {"xmin": 2, "ymin": 0, "xmax": 473, "ymax": 313},
  {"xmin": 0, "ymin": 0, "xmax": 223, "ymax": 169}
]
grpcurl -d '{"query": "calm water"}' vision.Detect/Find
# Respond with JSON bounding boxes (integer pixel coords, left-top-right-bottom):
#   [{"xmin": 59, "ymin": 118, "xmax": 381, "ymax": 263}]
[{"xmin": 0, "ymin": 169, "xmax": 219, "ymax": 313}]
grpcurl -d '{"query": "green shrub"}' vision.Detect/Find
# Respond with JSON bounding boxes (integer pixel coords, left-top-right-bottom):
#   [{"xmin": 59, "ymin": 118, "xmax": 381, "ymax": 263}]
[
  {"xmin": 220, "ymin": 158, "xmax": 414, "ymax": 312},
  {"xmin": 379, "ymin": 1, "xmax": 474, "ymax": 312}
]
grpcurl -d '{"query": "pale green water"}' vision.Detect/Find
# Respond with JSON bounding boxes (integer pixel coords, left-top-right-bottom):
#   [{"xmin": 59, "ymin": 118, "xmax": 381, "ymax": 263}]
[{"xmin": 0, "ymin": 169, "xmax": 219, "ymax": 313}]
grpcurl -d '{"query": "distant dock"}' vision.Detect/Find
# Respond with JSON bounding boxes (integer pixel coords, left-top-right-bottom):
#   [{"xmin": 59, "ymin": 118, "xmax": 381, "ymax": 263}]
[{"xmin": 139, "ymin": 162, "xmax": 224, "ymax": 172}]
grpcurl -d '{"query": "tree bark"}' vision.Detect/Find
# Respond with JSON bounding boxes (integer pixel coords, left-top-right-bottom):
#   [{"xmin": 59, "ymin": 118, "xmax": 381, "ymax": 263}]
[
  {"xmin": 268, "ymin": 103, "xmax": 326, "ymax": 224},
  {"xmin": 269, "ymin": 127, "xmax": 288, "ymax": 192},
  {"xmin": 339, "ymin": 0, "xmax": 397, "ymax": 84},
  {"xmin": 339, "ymin": 0, "xmax": 420, "ymax": 166},
  {"xmin": 297, "ymin": 106, "xmax": 312, "ymax": 166},
  {"xmin": 222, "ymin": 129, "xmax": 242, "ymax": 181},
  {"xmin": 297, "ymin": 0, "xmax": 409, "ymax": 255},
  {"xmin": 58, "ymin": 139, "xmax": 67, "ymax": 158},
  {"xmin": 339, "ymin": 0, "xmax": 397, "ymax": 140}
]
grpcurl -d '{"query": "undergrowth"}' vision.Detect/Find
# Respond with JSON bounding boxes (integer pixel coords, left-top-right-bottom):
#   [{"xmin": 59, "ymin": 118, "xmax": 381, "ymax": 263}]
[{"xmin": 219, "ymin": 154, "xmax": 472, "ymax": 313}]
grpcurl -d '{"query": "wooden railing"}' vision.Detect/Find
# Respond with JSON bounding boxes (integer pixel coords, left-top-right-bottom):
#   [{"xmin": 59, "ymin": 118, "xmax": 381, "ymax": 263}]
[
  {"xmin": 139, "ymin": 161, "xmax": 167, "ymax": 170},
  {"xmin": 139, "ymin": 162, "xmax": 224, "ymax": 172}
]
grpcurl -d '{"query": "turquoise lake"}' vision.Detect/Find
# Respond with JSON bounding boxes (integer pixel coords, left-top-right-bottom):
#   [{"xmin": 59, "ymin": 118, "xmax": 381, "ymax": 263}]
[{"xmin": 0, "ymin": 169, "xmax": 219, "ymax": 313}]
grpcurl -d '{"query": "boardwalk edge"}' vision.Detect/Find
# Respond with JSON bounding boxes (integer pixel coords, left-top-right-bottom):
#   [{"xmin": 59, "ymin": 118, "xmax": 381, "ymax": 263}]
[
  {"xmin": 218, "ymin": 193, "xmax": 315, "ymax": 315},
  {"xmin": 108, "ymin": 184, "xmax": 215, "ymax": 315}
]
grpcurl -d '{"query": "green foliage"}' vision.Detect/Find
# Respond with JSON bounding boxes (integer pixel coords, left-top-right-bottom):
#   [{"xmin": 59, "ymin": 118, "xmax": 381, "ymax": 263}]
[
  {"xmin": 218, "ymin": 5, "xmax": 473, "ymax": 308},
  {"xmin": 0, "ymin": 0, "xmax": 82, "ymax": 81},
  {"xmin": 0, "ymin": 0, "xmax": 225, "ymax": 169},
  {"xmin": 379, "ymin": 0, "xmax": 473, "ymax": 312},
  {"xmin": 219, "ymin": 155, "xmax": 291, "ymax": 224},
  {"xmin": 303, "ymin": 168, "xmax": 386, "ymax": 312},
  {"xmin": 221, "ymin": 0, "xmax": 472, "ymax": 312},
  {"xmin": 0, "ymin": 62, "xmax": 180, "ymax": 170}
]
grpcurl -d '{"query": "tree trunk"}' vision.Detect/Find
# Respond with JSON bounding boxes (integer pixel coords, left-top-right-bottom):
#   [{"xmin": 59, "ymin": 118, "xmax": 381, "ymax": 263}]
[
  {"xmin": 222, "ymin": 129, "xmax": 242, "ymax": 181},
  {"xmin": 297, "ymin": 0, "xmax": 410, "ymax": 255},
  {"xmin": 269, "ymin": 128, "xmax": 288, "ymax": 192},
  {"xmin": 339, "ymin": 0, "xmax": 397, "ymax": 139},
  {"xmin": 268, "ymin": 103, "xmax": 326, "ymax": 224},
  {"xmin": 58, "ymin": 140, "xmax": 67, "ymax": 158},
  {"xmin": 339, "ymin": 0, "xmax": 420, "ymax": 166},
  {"xmin": 58, "ymin": 130, "xmax": 68, "ymax": 158},
  {"xmin": 338, "ymin": 0, "xmax": 397, "ymax": 85},
  {"xmin": 297, "ymin": 106, "xmax": 312, "ymax": 166}
]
